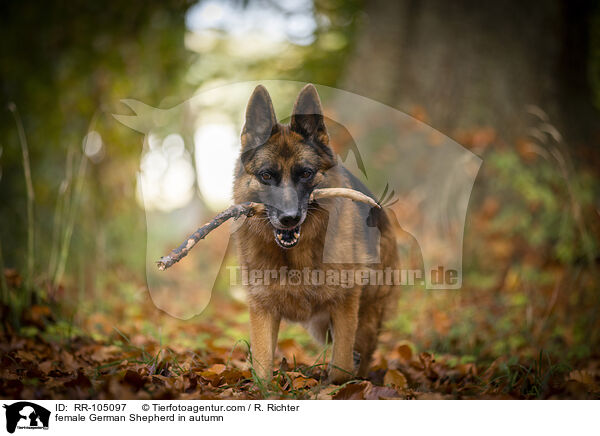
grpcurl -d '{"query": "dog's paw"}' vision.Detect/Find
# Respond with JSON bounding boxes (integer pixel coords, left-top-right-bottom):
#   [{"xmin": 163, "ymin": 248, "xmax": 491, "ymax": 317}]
[{"xmin": 327, "ymin": 367, "xmax": 354, "ymax": 385}]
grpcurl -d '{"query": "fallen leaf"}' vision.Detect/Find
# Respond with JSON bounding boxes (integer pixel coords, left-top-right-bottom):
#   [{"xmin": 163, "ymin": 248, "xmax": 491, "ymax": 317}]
[
  {"xmin": 39, "ymin": 360, "xmax": 54, "ymax": 373},
  {"xmin": 292, "ymin": 376, "xmax": 318, "ymax": 389},
  {"xmin": 568, "ymin": 370, "xmax": 595, "ymax": 386},
  {"xmin": 123, "ymin": 369, "xmax": 146, "ymax": 390},
  {"xmin": 390, "ymin": 343, "xmax": 413, "ymax": 362},
  {"xmin": 207, "ymin": 363, "xmax": 227, "ymax": 375},
  {"xmin": 65, "ymin": 370, "xmax": 92, "ymax": 389},
  {"xmin": 332, "ymin": 381, "xmax": 369, "ymax": 400},
  {"xmin": 364, "ymin": 385, "xmax": 401, "ymax": 400},
  {"xmin": 60, "ymin": 350, "xmax": 79, "ymax": 373},
  {"xmin": 384, "ymin": 369, "xmax": 407, "ymax": 389},
  {"xmin": 221, "ymin": 368, "xmax": 245, "ymax": 385}
]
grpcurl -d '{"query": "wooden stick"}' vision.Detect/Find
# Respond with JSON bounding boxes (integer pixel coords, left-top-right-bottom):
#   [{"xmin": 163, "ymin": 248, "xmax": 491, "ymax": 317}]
[
  {"xmin": 310, "ymin": 188, "xmax": 381, "ymax": 209},
  {"xmin": 156, "ymin": 188, "xmax": 379, "ymax": 270},
  {"xmin": 156, "ymin": 202, "xmax": 262, "ymax": 271}
]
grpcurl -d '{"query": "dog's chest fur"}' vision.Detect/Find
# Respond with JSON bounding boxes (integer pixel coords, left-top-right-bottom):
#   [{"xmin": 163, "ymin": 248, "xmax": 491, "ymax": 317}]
[{"xmin": 235, "ymin": 207, "xmax": 351, "ymax": 321}]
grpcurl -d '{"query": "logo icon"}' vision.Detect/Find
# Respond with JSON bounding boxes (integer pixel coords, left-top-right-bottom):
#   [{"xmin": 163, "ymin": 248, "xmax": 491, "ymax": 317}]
[{"xmin": 3, "ymin": 402, "xmax": 50, "ymax": 434}]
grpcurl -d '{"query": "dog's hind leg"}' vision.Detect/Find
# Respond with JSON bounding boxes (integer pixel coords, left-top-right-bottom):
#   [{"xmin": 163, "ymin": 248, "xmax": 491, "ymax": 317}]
[
  {"xmin": 354, "ymin": 295, "xmax": 386, "ymax": 378},
  {"xmin": 328, "ymin": 291, "xmax": 360, "ymax": 384}
]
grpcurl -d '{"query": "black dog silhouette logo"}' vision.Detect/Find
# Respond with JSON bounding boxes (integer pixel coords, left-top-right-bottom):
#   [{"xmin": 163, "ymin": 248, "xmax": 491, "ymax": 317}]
[{"xmin": 3, "ymin": 402, "xmax": 50, "ymax": 433}]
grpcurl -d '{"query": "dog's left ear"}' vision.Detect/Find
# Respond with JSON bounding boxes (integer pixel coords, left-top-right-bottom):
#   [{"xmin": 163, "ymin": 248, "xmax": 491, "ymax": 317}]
[
  {"xmin": 242, "ymin": 85, "xmax": 278, "ymax": 150},
  {"xmin": 291, "ymin": 84, "xmax": 329, "ymax": 147}
]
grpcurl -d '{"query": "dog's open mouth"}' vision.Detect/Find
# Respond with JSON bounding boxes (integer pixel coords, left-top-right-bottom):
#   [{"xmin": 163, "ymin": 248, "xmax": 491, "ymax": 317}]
[{"xmin": 273, "ymin": 225, "xmax": 301, "ymax": 248}]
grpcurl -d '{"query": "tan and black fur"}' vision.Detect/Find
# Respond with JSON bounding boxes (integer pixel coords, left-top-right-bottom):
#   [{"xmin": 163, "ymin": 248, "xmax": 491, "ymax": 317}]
[{"xmin": 233, "ymin": 84, "xmax": 398, "ymax": 383}]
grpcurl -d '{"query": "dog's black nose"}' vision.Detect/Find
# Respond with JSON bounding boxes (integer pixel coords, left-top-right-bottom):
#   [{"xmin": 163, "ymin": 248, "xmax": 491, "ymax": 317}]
[{"xmin": 279, "ymin": 212, "xmax": 301, "ymax": 228}]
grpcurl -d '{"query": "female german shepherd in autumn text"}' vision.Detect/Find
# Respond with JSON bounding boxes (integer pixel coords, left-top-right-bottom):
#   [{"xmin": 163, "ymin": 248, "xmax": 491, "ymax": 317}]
[{"xmin": 233, "ymin": 84, "xmax": 398, "ymax": 383}]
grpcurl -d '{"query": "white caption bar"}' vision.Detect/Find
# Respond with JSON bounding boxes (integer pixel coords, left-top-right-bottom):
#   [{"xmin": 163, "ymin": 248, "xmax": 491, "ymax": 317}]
[{"xmin": 0, "ymin": 400, "xmax": 595, "ymax": 435}]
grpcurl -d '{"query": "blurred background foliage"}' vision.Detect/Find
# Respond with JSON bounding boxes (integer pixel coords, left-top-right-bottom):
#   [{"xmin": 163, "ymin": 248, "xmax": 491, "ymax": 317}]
[{"xmin": 0, "ymin": 0, "xmax": 599, "ymax": 369}]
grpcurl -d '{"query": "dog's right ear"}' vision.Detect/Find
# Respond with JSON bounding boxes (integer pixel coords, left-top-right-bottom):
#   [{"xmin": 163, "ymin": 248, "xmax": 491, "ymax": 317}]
[{"xmin": 241, "ymin": 85, "xmax": 278, "ymax": 149}]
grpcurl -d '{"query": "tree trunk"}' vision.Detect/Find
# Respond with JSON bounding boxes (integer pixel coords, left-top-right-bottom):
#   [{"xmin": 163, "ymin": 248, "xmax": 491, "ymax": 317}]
[{"xmin": 341, "ymin": 0, "xmax": 598, "ymax": 155}]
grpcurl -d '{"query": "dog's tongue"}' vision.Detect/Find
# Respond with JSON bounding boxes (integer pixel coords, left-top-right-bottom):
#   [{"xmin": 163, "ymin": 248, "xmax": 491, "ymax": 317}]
[{"xmin": 274, "ymin": 225, "xmax": 301, "ymax": 248}]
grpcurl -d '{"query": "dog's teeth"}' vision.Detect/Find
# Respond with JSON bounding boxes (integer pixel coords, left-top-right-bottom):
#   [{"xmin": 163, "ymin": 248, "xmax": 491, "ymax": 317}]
[
  {"xmin": 277, "ymin": 233, "xmax": 282, "ymax": 240},
  {"xmin": 293, "ymin": 232, "xmax": 299, "ymax": 238}
]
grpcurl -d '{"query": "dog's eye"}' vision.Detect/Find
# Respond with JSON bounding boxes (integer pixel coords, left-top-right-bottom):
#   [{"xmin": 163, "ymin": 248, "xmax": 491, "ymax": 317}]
[
  {"xmin": 260, "ymin": 172, "xmax": 272, "ymax": 181},
  {"xmin": 300, "ymin": 170, "xmax": 314, "ymax": 180}
]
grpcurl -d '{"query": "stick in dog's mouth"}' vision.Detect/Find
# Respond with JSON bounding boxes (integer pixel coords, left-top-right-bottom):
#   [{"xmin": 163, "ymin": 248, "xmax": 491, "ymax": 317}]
[
  {"xmin": 156, "ymin": 188, "xmax": 380, "ymax": 270},
  {"xmin": 270, "ymin": 188, "xmax": 380, "ymax": 249}
]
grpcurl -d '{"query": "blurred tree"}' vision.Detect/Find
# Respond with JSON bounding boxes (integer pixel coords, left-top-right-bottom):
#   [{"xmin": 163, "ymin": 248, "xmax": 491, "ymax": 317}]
[
  {"xmin": 341, "ymin": 0, "xmax": 600, "ymax": 157},
  {"xmin": 0, "ymin": 0, "xmax": 195, "ymax": 288}
]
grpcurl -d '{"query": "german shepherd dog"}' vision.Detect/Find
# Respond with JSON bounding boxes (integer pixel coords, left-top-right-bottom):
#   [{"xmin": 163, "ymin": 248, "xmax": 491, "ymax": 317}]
[{"xmin": 233, "ymin": 84, "xmax": 398, "ymax": 383}]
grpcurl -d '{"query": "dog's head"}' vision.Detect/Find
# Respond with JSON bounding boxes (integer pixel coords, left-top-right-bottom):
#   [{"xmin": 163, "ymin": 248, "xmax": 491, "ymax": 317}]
[{"xmin": 235, "ymin": 84, "xmax": 335, "ymax": 249}]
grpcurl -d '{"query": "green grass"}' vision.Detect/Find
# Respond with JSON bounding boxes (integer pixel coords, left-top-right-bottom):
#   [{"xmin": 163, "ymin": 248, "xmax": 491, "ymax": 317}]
[{"xmin": 483, "ymin": 350, "xmax": 571, "ymax": 398}]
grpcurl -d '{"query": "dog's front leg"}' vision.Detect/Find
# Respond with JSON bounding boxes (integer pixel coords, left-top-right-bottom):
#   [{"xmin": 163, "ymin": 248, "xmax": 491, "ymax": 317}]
[
  {"xmin": 249, "ymin": 304, "xmax": 280, "ymax": 383},
  {"xmin": 328, "ymin": 290, "xmax": 360, "ymax": 384}
]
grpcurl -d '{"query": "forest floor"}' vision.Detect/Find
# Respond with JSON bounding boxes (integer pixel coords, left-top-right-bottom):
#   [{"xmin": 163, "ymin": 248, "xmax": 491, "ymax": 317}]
[{"xmin": 1, "ymin": 286, "xmax": 599, "ymax": 400}]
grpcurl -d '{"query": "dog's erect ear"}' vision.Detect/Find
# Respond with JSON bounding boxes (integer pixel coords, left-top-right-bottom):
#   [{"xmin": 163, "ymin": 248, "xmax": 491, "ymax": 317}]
[
  {"xmin": 241, "ymin": 85, "xmax": 278, "ymax": 149},
  {"xmin": 291, "ymin": 84, "xmax": 329, "ymax": 146}
]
